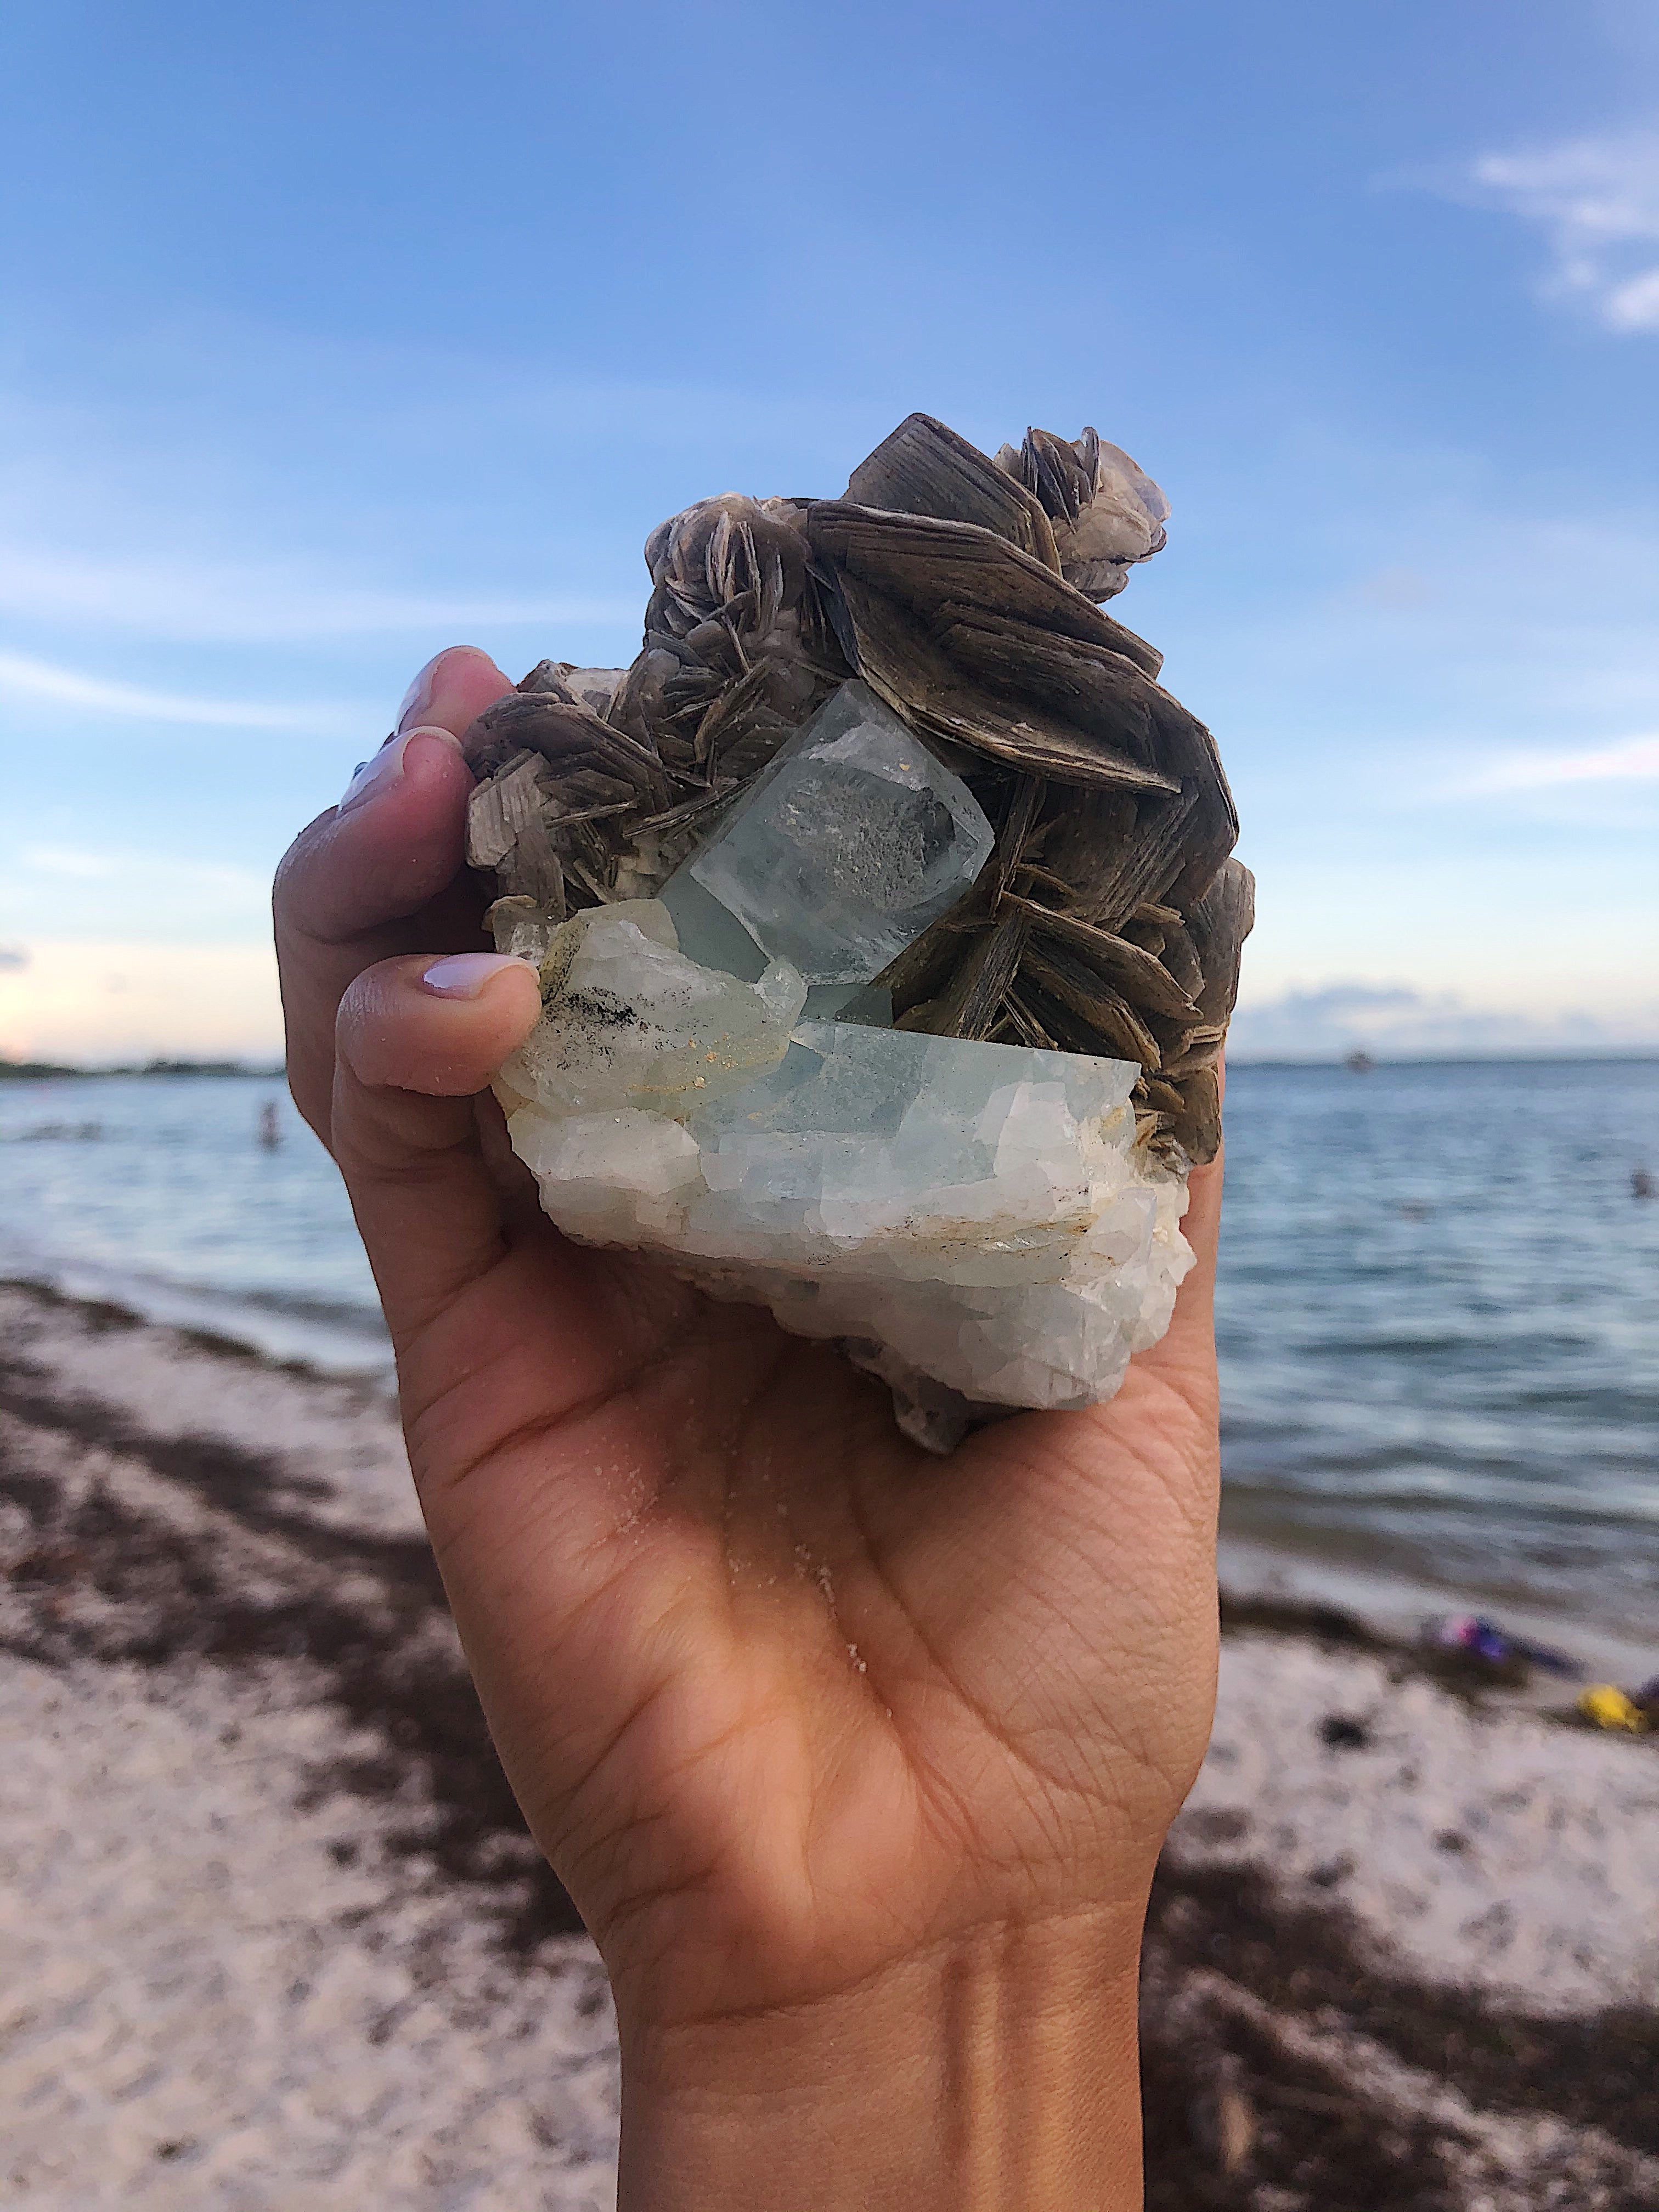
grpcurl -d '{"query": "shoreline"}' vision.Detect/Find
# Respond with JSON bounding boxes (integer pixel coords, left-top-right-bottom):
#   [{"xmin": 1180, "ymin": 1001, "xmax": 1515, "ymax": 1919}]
[
  {"xmin": 3, "ymin": 1278, "xmax": 1657, "ymax": 2208},
  {"xmin": 7, "ymin": 1255, "xmax": 1653, "ymax": 1689}
]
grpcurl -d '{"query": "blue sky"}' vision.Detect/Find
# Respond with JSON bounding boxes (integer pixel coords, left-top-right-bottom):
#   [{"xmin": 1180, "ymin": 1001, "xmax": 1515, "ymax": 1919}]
[{"xmin": 1, "ymin": 0, "xmax": 1656, "ymax": 1060}]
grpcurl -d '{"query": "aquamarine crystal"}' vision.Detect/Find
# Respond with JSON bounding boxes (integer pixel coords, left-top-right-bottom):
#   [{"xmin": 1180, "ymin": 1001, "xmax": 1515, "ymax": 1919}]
[
  {"xmin": 500, "ymin": 902, "xmax": 805, "ymax": 1119},
  {"xmin": 498, "ymin": 911, "xmax": 1192, "ymax": 1449},
  {"xmin": 663, "ymin": 680, "xmax": 995, "ymax": 988}
]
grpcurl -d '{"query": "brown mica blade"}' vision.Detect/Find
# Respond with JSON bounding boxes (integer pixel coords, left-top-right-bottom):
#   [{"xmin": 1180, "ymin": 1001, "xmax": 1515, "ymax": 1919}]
[
  {"xmin": 899, "ymin": 909, "xmax": 1031, "ymax": 1042},
  {"xmin": 1147, "ymin": 693, "xmax": 1239, "ymax": 909},
  {"xmin": 465, "ymin": 688, "xmax": 670, "ymax": 804},
  {"xmin": 934, "ymin": 606, "xmax": 1162, "ymax": 758},
  {"xmin": 943, "ymin": 610, "xmax": 1237, "ymax": 898},
  {"xmin": 995, "ymin": 774, "xmax": 1046, "ymax": 888},
  {"xmin": 464, "ymin": 753, "xmax": 566, "ymax": 916},
  {"xmin": 1161, "ymin": 1026, "xmax": 1227, "ymax": 1077},
  {"xmin": 845, "ymin": 413, "xmax": 1062, "ymax": 574},
  {"xmin": 874, "ymin": 854, "xmax": 1002, "ymax": 1018},
  {"xmin": 465, "ymin": 751, "xmax": 545, "ymax": 871},
  {"xmin": 1187, "ymin": 859, "xmax": 1256, "ymax": 1029},
  {"xmin": 1020, "ymin": 944, "xmax": 1164, "ymax": 1071},
  {"xmin": 1171, "ymin": 1064, "xmax": 1223, "ymax": 1164},
  {"xmin": 997, "ymin": 988, "xmax": 1057, "ymax": 1049},
  {"xmin": 1003, "ymin": 895, "xmax": 1200, "ymax": 1026},
  {"xmin": 1149, "ymin": 912, "xmax": 1204, "ymax": 999},
  {"xmin": 829, "ymin": 569, "xmax": 1183, "ymax": 794},
  {"xmin": 1042, "ymin": 785, "xmax": 1200, "ymax": 935},
  {"xmin": 806, "ymin": 503, "xmax": 1165, "ymax": 680}
]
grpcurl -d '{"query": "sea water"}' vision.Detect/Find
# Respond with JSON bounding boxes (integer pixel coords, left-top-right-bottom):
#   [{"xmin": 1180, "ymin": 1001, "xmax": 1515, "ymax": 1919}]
[
  {"xmin": 0, "ymin": 1075, "xmax": 387, "ymax": 1372},
  {"xmin": 1217, "ymin": 1058, "xmax": 1658, "ymax": 1647},
  {"xmin": 1, "ymin": 1062, "xmax": 1654, "ymax": 1640}
]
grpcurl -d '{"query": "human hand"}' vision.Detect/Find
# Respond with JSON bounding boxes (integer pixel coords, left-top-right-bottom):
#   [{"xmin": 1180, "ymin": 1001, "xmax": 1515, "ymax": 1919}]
[{"xmin": 274, "ymin": 647, "xmax": 1224, "ymax": 2210}]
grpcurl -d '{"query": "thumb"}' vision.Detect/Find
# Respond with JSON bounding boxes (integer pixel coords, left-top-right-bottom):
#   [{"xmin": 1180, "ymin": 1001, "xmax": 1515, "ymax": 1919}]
[{"xmin": 332, "ymin": 950, "xmax": 543, "ymax": 1342}]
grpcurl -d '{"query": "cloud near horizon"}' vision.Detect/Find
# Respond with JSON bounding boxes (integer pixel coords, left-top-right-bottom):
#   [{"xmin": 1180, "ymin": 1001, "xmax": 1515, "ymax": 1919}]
[
  {"xmin": 1458, "ymin": 129, "xmax": 1659, "ymax": 332},
  {"xmin": 0, "ymin": 941, "xmax": 284, "ymax": 1062},
  {"xmin": 1229, "ymin": 983, "xmax": 1659, "ymax": 1062}
]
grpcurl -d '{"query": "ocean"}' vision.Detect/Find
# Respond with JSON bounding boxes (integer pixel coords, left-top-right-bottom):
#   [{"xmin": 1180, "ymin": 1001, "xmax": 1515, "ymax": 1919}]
[{"xmin": 2, "ymin": 1060, "xmax": 1655, "ymax": 1648}]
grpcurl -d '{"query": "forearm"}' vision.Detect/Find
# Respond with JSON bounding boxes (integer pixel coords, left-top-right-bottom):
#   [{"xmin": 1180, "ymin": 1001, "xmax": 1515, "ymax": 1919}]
[{"xmin": 615, "ymin": 1909, "xmax": 1147, "ymax": 2212}]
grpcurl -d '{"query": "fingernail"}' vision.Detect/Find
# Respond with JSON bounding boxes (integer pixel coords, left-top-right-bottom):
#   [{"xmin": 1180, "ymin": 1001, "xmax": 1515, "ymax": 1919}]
[
  {"xmin": 337, "ymin": 727, "xmax": 461, "ymax": 814},
  {"xmin": 421, "ymin": 952, "xmax": 540, "ymax": 999},
  {"xmin": 396, "ymin": 651, "xmax": 447, "ymax": 735}
]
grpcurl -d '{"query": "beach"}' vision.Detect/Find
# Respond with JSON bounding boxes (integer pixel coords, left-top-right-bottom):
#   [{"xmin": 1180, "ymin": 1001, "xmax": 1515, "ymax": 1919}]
[{"xmin": 3, "ymin": 1277, "xmax": 1656, "ymax": 2209}]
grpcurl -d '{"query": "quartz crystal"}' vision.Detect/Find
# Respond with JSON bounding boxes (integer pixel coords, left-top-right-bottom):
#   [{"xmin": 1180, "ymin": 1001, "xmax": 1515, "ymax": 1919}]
[
  {"xmin": 497, "ymin": 888, "xmax": 1193, "ymax": 1450},
  {"xmin": 499, "ymin": 901, "xmax": 806, "ymax": 1119},
  {"xmin": 664, "ymin": 679, "xmax": 995, "ymax": 987}
]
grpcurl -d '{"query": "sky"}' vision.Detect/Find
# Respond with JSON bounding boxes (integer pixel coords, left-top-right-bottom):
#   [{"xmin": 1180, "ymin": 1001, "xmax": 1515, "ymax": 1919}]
[{"xmin": 1, "ymin": 0, "xmax": 1656, "ymax": 1063}]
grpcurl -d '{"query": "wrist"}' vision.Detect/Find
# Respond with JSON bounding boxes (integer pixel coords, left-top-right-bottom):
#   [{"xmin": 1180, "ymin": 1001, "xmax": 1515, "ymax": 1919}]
[{"xmin": 614, "ymin": 1906, "xmax": 1147, "ymax": 2212}]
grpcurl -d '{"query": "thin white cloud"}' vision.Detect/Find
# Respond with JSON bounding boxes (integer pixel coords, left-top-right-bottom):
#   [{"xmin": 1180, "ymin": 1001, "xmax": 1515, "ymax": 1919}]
[
  {"xmin": 1468, "ymin": 732, "xmax": 1659, "ymax": 791},
  {"xmin": 0, "ymin": 545, "xmax": 636, "ymax": 643},
  {"xmin": 1229, "ymin": 982, "xmax": 1659, "ymax": 1060},
  {"xmin": 1459, "ymin": 130, "xmax": 1659, "ymax": 331},
  {"xmin": 0, "ymin": 649, "xmax": 353, "ymax": 733}
]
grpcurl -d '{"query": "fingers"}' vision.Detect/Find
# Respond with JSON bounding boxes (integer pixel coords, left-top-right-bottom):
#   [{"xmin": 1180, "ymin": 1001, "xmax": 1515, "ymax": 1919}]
[
  {"xmin": 331, "ymin": 950, "xmax": 545, "ymax": 1340},
  {"xmin": 274, "ymin": 647, "xmax": 514, "ymax": 1146}
]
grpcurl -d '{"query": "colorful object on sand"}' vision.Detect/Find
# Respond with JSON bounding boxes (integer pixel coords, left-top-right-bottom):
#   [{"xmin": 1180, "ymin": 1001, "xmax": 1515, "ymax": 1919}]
[
  {"xmin": 1577, "ymin": 1685, "xmax": 1649, "ymax": 1734},
  {"xmin": 1424, "ymin": 1615, "xmax": 1579, "ymax": 1677}
]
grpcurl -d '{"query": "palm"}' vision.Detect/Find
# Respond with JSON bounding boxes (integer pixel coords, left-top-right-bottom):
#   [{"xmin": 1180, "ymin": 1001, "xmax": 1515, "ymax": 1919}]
[
  {"xmin": 397, "ymin": 1192, "xmax": 1221, "ymax": 2032},
  {"xmin": 276, "ymin": 651, "xmax": 1224, "ymax": 2063}
]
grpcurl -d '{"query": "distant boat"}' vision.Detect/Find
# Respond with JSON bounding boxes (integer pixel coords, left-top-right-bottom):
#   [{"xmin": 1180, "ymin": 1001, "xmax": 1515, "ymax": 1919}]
[{"xmin": 1344, "ymin": 1050, "xmax": 1375, "ymax": 1074}]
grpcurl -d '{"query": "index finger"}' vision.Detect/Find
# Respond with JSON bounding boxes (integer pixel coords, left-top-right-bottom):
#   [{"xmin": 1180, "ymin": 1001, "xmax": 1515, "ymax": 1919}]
[{"xmin": 273, "ymin": 647, "xmax": 513, "ymax": 1141}]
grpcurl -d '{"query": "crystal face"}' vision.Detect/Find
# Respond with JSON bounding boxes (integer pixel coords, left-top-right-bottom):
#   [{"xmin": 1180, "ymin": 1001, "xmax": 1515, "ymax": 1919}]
[
  {"xmin": 500, "ymin": 902, "xmax": 805, "ymax": 1119},
  {"xmin": 668, "ymin": 680, "xmax": 995, "ymax": 987},
  {"xmin": 497, "ymin": 904, "xmax": 1193, "ymax": 1449}
]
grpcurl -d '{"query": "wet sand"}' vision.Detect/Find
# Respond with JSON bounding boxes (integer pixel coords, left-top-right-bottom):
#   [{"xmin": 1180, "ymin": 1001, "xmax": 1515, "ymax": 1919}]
[{"xmin": 2, "ymin": 1279, "xmax": 1655, "ymax": 2210}]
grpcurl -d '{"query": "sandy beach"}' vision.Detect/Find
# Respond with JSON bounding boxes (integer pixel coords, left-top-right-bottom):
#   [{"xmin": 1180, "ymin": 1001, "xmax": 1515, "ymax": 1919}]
[{"xmin": 2, "ymin": 1278, "xmax": 1656, "ymax": 2211}]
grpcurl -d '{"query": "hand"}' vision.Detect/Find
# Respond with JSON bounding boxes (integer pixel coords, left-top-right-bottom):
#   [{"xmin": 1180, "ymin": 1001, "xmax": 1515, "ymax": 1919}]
[{"xmin": 274, "ymin": 648, "xmax": 1224, "ymax": 2210}]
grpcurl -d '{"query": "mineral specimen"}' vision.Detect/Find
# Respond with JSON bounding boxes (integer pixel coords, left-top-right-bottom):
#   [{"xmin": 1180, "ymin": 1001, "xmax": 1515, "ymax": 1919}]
[
  {"xmin": 462, "ymin": 413, "xmax": 1253, "ymax": 1448},
  {"xmin": 669, "ymin": 680, "xmax": 995, "ymax": 988}
]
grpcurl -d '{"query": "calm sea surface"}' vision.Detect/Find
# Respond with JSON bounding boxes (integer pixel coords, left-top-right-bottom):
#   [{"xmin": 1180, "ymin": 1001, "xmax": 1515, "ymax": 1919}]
[{"xmin": 2, "ymin": 1062, "xmax": 1655, "ymax": 1640}]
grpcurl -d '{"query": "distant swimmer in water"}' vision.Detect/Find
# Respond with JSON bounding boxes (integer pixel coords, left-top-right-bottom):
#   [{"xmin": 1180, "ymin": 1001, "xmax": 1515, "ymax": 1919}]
[
  {"xmin": 258, "ymin": 1099, "xmax": 281, "ymax": 1149},
  {"xmin": 1635, "ymin": 1167, "xmax": 1655, "ymax": 1201}
]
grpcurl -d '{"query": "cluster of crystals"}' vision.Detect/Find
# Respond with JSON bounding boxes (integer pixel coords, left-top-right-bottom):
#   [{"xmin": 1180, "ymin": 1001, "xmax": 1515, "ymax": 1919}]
[{"xmin": 494, "ymin": 682, "xmax": 1194, "ymax": 1449}]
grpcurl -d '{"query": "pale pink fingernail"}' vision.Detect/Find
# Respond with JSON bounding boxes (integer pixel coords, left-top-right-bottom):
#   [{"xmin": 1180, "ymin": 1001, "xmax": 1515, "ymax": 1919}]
[
  {"xmin": 421, "ymin": 952, "xmax": 539, "ymax": 999},
  {"xmin": 337, "ymin": 727, "xmax": 461, "ymax": 814},
  {"xmin": 396, "ymin": 651, "xmax": 447, "ymax": 735}
]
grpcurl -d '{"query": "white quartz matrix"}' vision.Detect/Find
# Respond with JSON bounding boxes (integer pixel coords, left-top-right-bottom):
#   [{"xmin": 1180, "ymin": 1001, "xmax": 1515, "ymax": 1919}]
[{"xmin": 496, "ymin": 899, "xmax": 1194, "ymax": 1451}]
